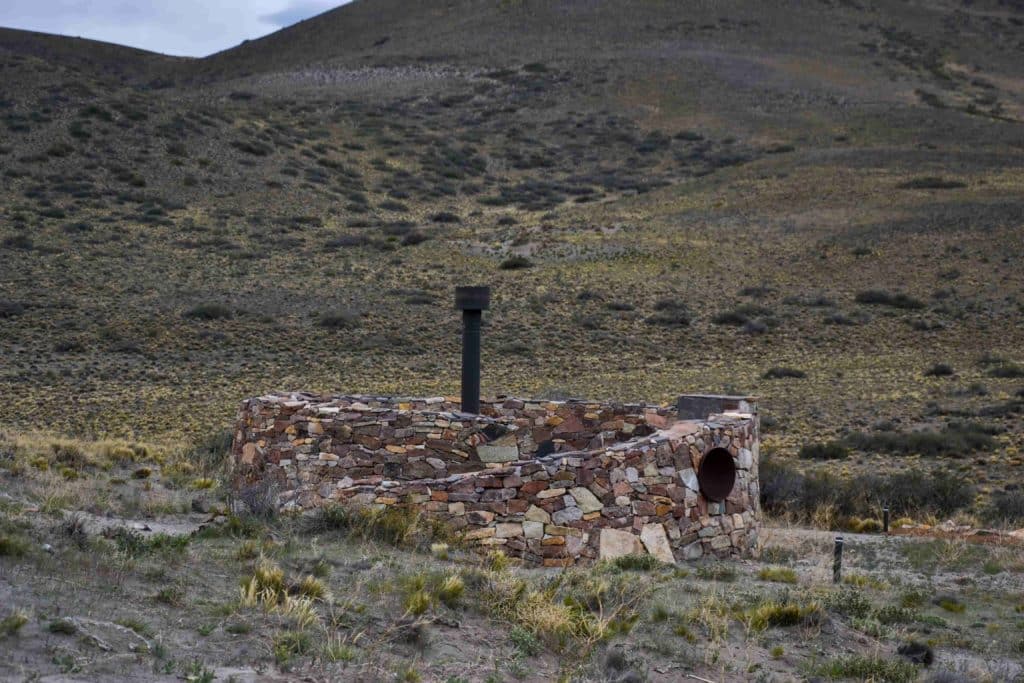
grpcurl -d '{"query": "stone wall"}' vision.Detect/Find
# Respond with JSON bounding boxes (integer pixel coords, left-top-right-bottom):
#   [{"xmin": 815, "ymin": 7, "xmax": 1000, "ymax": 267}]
[{"xmin": 231, "ymin": 392, "xmax": 760, "ymax": 565}]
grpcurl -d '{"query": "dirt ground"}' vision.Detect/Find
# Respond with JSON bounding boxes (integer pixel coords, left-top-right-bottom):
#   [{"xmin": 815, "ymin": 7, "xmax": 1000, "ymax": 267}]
[{"xmin": 2, "ymin": 477, "xmax": 1022, "ymax": 683}]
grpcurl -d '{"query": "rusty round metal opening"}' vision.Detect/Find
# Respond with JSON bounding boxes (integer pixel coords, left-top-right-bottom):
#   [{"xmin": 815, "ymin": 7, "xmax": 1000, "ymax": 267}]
[{"xmin": 697, "ymin": 447, "xmax": 737, "ymax": 501}]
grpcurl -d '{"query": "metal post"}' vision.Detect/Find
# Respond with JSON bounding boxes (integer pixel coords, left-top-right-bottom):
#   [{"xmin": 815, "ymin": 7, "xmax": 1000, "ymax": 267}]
[
  {"xmin": 883, "ymin": 507, "xmax": 890, "ymax": 535},
  {"xmin": 833, "ymin": 536, "xmax": 844, "ymax": 584},
  {"xmin": 454, "ymin": 286, "xmax": 490, "ymax": 415}
]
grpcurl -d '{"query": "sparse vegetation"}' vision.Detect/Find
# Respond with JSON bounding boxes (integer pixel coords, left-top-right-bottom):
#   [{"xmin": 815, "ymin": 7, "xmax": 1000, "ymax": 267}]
[{"xmin": 1, "ymin": 1, "xmax": 1023, "ymax": 679}]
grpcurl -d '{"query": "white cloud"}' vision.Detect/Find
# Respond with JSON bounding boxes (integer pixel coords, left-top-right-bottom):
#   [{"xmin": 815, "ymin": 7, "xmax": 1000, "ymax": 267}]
[{"xmin": 0, "ymin": 0, "xmax": 347, "ymax": 57}]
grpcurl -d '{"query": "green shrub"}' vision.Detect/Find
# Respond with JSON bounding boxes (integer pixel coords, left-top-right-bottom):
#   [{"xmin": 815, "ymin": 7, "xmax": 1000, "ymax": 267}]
[
  {"xmin": 924, "ymin": 363, "xmax": 954, "ymax": 377},
  {"xmin": 48, "ymin": 619, "xmax": 77, "ymax": 635},
  {"xmin": 746, "ymin": 600, "xmax": 822, "ymax": 630},
  {"xmin": 988, "ymin": 363, "xmax": 1024, "ymax": 378},
  {"xmin": 843, "ymin": 423, "xmax": 995, "ymax": 457},
  {"xmin": 757, "ymin": 567, "xmax": 798, "ymax": 584},
  {"xmin": 0, "ymin": 534, "xmax": 30, "ymax": 557},
  {"xmin": 696, "ymin": 563, "xmax": 736, "ymax": 582},
  {"xmin": 798, "ymin": 441, "xmax": 849, "ymax": 461},
  {"xmin": 612, "ymin": 554, "xmax": 661, "ymax": 571},
  {"xmin": 304, "ymin": 504, "xmax": 451, "ymax": 550},
  {"xmin": 814, "ymin": 655, "xmax": 917, "ymax": 682},
  {"xmin": 0, "ymin": 612, "xmax": 29, "ymax": 638},
  {"xmin": 645, "ymin": 299, "xmax": 691, "ymax": 327},
  {"xmin": 763, "ymin": 367, "xmax": 806, "ymax": 380},
  {"xmin": 854, "ymin": 290, "xmax": 925, "ymax": 310},
  {"xmin": 712, "ymin": 303, "xmax": 771, "ymax": 326},
  {"xmin": 184, "ymin": 304, "xmax": 233, "ymax": 320},
  {"xmin": 897, "ymin": 177, "xmax": 966, "ymax": 190},
  {"xmin": 316, "ymin": 310, "xmax": 359, "ymax": 329},
  {"xmin": 825, "ymin": 588, "xmax": 872, "ymax": 618},
  {"xmin": 760, "ymin": 458, "xmax": 974, "ymax": 521},
  {"xmin": 984, "ymin": 490, "xmax": 1024, "ymax": 525},
  {"xmin": 500, "ymin": 255, "xmax": 534, "ymax": 270}
]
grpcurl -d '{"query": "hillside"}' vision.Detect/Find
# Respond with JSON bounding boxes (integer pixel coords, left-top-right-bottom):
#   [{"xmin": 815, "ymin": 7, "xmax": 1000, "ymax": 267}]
[{"xmin": 0, "ymin": 0, "xmax": 1022, "ymax": 515}]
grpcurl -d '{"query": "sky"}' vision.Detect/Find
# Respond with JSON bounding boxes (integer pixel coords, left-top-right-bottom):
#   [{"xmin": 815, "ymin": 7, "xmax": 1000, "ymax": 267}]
[{"xmin": 0, "ymin": 1, "xmax": 351, "ymax": 57}]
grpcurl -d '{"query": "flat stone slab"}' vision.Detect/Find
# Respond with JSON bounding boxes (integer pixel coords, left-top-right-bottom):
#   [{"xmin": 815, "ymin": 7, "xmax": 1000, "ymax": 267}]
[
  {"xmin": 599, "ymin": 528, "xmax": 645, "ymax": 560},
  {"xmin": 640, "ymin": 523, "xmax": 676, "ymax": 564},
  {"xmin": 476, "ymin": 444, "xmax": 519, "ymax": 463}
]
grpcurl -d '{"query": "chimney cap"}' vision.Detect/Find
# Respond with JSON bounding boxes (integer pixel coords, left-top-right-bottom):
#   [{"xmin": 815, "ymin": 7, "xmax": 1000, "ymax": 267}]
[{"xmin": 455, "ymin": 286, "xmax": 491, "ymax": 311}]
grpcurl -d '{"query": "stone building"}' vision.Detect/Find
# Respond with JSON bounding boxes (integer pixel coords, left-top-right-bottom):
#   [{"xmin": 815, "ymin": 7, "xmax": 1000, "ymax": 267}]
[{"xmin": 231, "ymin": 392, "xmax": 760, "ymax": 565}]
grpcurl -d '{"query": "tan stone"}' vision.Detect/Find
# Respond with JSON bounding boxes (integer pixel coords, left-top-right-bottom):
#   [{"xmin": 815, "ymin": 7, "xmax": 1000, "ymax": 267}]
[
  {"xmin": 732, "ymin": 513, "xmax": 744, "ymax": 530},
  {"xmin": 536, "ymin": 487, "xmax": 567, "ymax": 500},
  {"xmin": 463, "ymin": 527, "xmax": 496, "ymax": 540},
  {"xmin": 569, "ymin": 487, "xmax": 603, "ymax": 513},
  {"xmin": 640, "ymin": 523, "xmax": 675, "ymax": 564},
  {"xmin": 524, "ymin": 505, "xmax": 551, "ymax": 523},
  {"xmin": 710, "ymin": 534, "xmax": 731, "ymax": 550},
  {"xmin": 495, "ymin": 523, "xmax": 524, "ymax": 538},
  {"xmin": 541, "ymin": 536, "xmax": 566, "ymax": 546},
  {"xmin": 599, "ymin": 528, "xmax": 645, "ymax": 560},
  {"xmin": 241, "ymin": 442, "xmax": 258, "ymax": 465},
  {"xmin": 448, "ymin": 502, "xmax": 465, "ymax": 515},
  {"xmin": 477, "ymin": 537, "xmax": 507, "ymax": 546}
]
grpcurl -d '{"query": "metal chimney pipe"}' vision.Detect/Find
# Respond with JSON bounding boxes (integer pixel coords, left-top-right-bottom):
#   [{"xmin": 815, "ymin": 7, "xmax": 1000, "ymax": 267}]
[{"xmin": 454, "ymin": 286, "xmax": 490, "ymax": 414}]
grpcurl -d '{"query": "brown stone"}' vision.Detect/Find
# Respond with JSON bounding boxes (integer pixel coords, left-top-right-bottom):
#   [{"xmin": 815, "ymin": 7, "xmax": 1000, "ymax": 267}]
[{"xmin": 520, "ymin": 480, "xmax": 548, "ymax": 495}]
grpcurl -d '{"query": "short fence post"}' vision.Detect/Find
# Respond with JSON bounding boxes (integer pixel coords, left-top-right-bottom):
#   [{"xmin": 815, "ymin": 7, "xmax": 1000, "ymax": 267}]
[
  {"xmin": 883, "ymin": 507, "xmax": 890, "ymax": 535},
  {"xmin": 833, "ymin": 536, "xmax": 844, "ymax": 584}
]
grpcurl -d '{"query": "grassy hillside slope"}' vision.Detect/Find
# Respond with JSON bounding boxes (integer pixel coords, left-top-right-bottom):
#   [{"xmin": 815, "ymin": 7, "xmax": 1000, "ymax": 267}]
[{"xmin": 0, "ymin": 0, "xmax": 1022, "ymax": 511}]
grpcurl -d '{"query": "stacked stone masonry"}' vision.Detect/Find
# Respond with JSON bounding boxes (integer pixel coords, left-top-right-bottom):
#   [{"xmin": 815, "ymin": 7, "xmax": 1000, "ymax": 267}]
[{"xmin": 231, "ymin": 393, "xmax": 760, "ymax": 566}]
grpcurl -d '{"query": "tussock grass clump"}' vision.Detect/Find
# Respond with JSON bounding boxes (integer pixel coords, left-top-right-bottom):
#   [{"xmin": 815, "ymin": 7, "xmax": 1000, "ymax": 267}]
[
  {"xmin": 846, "ymin": 517, "xmax": 883, "ymax": 533},
  {"xmin": 0, "ymin": 611, "xmax": 29, "ymax": 638},
  {"xmin": 0, "ymin": 533, "xmax": 30, "ymax": 558},
  {"xmin": 696, "ymin": 563, "xmax": 737, "ymax": 582},
  {"xmin": 610, "ymin": 554, "xmax": 662, "ymax": 571},
  {"xmin": 757, "ymin": 567, "xmax": 798, "ymax": 584},
  {"xmin": 475, "ymin": 563, "xmax": 649, "ymax": 653},
  {"xmin": 744, "ymin": 599, "xmax": 823, "ymax": 631},
  {"xmin": 855, "ymin": 290, "xmax": 925, "ymax": 310},
  {"xmin": 296, "ymin": 575, "xmax": 329, "ymax": 601},
  {"xmin": 305, "ymin": 504, "xmax": 453, "ymax": 550},
  {"xmin": 273, "ymin": 629, "xmax": 312, "ymax": 664},
  {"xmin": 814, "ymin": 655, "xmax": 918, "ymax": 682}
]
